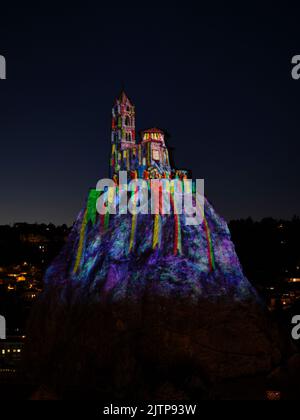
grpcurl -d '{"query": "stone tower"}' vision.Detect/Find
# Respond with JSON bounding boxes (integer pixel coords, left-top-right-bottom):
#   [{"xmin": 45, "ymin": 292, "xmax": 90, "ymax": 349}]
[{"xmin": 111, "ymin": 91, "xmax": 136, "ymax": 149}]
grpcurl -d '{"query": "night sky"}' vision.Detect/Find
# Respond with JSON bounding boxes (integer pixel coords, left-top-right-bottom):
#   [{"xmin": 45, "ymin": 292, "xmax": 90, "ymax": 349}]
[{"xmin": 1, "ymin": 3, "xmax": 300, "ymax": 225}]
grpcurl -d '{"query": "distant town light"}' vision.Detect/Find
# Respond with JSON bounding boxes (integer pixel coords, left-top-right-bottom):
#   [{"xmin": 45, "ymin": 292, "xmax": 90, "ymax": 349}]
[{"xmin": 288, "ymin": 278, "xmax": 300, "ymax": 283}]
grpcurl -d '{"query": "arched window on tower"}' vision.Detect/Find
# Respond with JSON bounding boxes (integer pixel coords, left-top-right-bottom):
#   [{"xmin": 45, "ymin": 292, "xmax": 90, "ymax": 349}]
[
  {"xmin": 125, "ymin": 116, "xmax": 130, "ymax": 127},
  {"xmin": 125, "ymin": 133, "xmax": 132, "ymax": 142}
]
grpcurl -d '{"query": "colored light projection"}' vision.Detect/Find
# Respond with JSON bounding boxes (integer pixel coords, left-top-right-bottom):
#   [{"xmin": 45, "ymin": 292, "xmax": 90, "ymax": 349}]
[
  {"xmin": 30, "ymin": 91, "xmax": 272, "ymax": 395},
  {"xmin": 48, "ymin": 91, "xmax": 256, "ymax": 304},
  {"xmin": 73, "ymin": 182, "xmax": 216, "ymax": 276}
]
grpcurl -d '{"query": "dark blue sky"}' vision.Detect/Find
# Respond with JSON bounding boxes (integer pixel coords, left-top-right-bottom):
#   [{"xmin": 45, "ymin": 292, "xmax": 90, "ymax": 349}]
[{"xmin": 1, "ymin": 3, "xmax": 300, "ymax": 225}]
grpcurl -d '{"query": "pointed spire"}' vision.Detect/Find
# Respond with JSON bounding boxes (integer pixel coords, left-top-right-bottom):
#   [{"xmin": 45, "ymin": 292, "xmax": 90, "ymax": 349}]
[{"xmin": 116, "ymin": 89, "xmax": 133, "ymax": 106}]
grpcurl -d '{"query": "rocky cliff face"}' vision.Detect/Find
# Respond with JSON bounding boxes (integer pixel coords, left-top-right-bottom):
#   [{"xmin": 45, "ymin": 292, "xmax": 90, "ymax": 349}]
[{"xmin": 24, "ymin": 196, "xmax": 284, "ymax": 399}]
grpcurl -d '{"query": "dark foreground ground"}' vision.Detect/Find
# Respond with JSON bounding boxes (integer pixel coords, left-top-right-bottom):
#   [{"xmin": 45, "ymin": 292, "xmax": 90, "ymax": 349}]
[{"xmin": 0, "ymin": 374, "xmax": 298, "ymax": 401}]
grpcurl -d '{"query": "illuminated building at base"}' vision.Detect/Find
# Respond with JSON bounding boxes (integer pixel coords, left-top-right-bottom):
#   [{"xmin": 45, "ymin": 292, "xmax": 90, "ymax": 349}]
[{"xmin": 110, "ymin": 91, "xmax": 185, "ymax": 179}]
